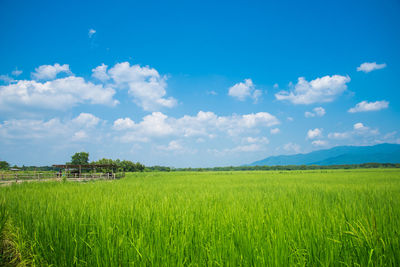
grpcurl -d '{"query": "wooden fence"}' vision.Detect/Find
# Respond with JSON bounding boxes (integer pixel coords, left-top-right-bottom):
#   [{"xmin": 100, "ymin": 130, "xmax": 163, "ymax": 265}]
[{"xmin": 0, "ymin": 172, "xmax": 125, "ymax": 183}]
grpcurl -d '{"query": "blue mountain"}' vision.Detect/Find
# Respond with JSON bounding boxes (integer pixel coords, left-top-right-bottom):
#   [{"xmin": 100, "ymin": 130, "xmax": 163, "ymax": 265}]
[{"xmin": 249, "ymin": 143, "xmax": 400, "ymax": 166}]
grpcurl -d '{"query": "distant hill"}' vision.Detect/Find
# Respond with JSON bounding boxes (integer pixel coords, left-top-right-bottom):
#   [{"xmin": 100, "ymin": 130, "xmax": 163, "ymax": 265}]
[{"xmin": 249, "ymin": 143, "xmax": 400, "ymax": 166}]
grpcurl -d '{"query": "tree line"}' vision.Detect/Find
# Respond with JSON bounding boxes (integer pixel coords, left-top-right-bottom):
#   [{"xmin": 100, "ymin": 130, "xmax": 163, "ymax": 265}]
[
  {"xmin": 0, "ymin": 152, "xmax": 145, "ymax": 172},
  {"xmin": 2, "ymin": 155, "xmax": 399, "ymax": 172},
  {"xmin": 171, "ymin": 162, "xmax": 400, "ymax": 172}
]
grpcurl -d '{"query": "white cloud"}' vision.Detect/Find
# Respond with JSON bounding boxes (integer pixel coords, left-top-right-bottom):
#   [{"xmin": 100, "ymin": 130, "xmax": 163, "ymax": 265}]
[
  {"xmin": 228, "ymin": 144, "xmax": 262, "ymax": 152},
  {"xmin": 0, "ymin": 118, "xmax": 64, "ymax": 139},
  {"xmin": 108, "ymin": 62, "xmax": 177, "ymax": 111},
  {"xmin": 328, "ymin": 132, "xmax": 350, "ymax": 139},
  {"xmin": 138, "ymin": 112, "xmax": 174, "ymax": 137},
  {"xmin": 2, "ymin": 62, "xmax": 177, "ymax": 112},
  {"xmin": 328, "ymin": 123, "xmax": 379, "ymax": 140},
  {"xmin": 12, "ymin": 69, "xmax": 22, "ymax": 76},
  {"xmin": 72, "ymin": 130, "xmax": 88, "ymax": 141},
  {"xmin": 275, "ymin": 75, "xmax": 350, "ymax": 104},
  {"xmin": 0, "ymin": 113, "xmax": 101, "ymax": 141},
  {"xmin": 312, "ymin": 140, "xmax": 327, "ymax": 146},
  {"xmin": 243, "ymin": 136, "xmax": 269, "ymax": 145},
  {"xmin": 32, "ymin": 63, "xmax": 71, "ymax": 80},
  {"xmin": 72, "ymin": 113, "xmax": 100, "ymax": 127},
  {"xmin": 270, "ymin": 128, "xmax": 280, "ymax": 134},
  {"xmin": 348, "ymin": 100, "xmax": 389, "ymax": 113},
  {"xmin": 228, "ymin": 79, "xmax": 253, "ymax": 101},
  {"xmin": 0, "ymin": 75, "xmax": 15, "ymax": 83},
  {"xmin": 357, "ymin": 62, "xmax": 386, "ymax": 73},
  {"xmin": 240, "ymin": 112, "xmax": 280, "ymax": 128},
  {"xmin": 158, "ymin": 140, "xmax": 184, "ymax": 152},
  {"xmin": 305, "ymin": 107, "xmax": 326, "ymax": 118},
  {"xmin": 228, "ymin": 79, "xmax": 262, "ymax": 102},
  {"xmin": 307, "ymin": 128, "xmax": 323, "ymax": 139},
  {"xmin": 92, "ymin": 64, "xmax": 109, "ymax": 82},
  {"xmin": 0, "ymin": 76, "xmax": 118, "ymax": 110},
  {"xmin": 176, "ymin": 111, "xmax": 279, "ymax": 138},
  {"xmin": 353, "ymin": 122, "xmax": 366, "ymax": 130},
  {"xmin": 114, "ymin": 112, "xmax": 174, "ymax": 142},
  {"xmin": 283, "ymin": 142, "xmax": 301, "ymax": 153},
  {"xmin": 113, "ymin": 118, "xmax": 135, "ymax": 130},
  {"xmin": 88, "ymin": 29, "xmax": 96, "ymax": 38},
  {"xmin": 114, "ymin": 111, "xmax": 279, "ymax": 143}
]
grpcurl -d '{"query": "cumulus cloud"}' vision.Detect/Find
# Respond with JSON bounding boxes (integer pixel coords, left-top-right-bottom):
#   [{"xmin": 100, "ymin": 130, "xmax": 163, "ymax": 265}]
[
  {"xmin": 307, "ymin": 128, "xmax": 323, "ymax": 139},
  {"xmin": 353, "ymin": 122, "xmax": 367, "ymax": 131},
  {"xmin": 0, "ymin": 76, "xmax": 118, "ymax": 110},
  {"xmin": 72, "ymin": 113, "xmax": 100, "ymax": 127},
  {"xmin": 275, "ymin": 75, "xmax": 350, "ymax": 104},
  {"xmin": 92, "ymin": 64, "xmax": 109, "ymax": 82},
  {"xmin": 0, "ymin": 75, "xmax": 15, "ymax": 83},
  {"xmin": 228, "ymin": 79, "xmax": 262, "ymax": 102},
  {"xmin": 328, "ymin": 123, "xmax": 379, "ymax": 140},
  {"xmin": 157, "ymin": 140, "xmax": 185, "ymax": 152},
  {"xmin": 305, "ymin": 107, "xmax": 326, "ymax": 118},
  {"xmin": 0, "ymin": 113, "xmax": 102, "ymax": 141},
  {"xmin": 32, "ymin": 63, "xmax": 72, "ymax": 80},
  {"xmin": 88, "ymin": 29, "xmax": 96, "ymax": 38},
  {"xmin": 113, "ymin": 118, "xmax": 135, "ymax": 130},
  {"xmin": 270, "ymin": 128, "xmax": 280, "ymax": 134},
  {"xmin": 108, "ymin": 62, "xmax": 177, "ymax": 111},
  {"xmin": 113, "ymin": 112, "xmax": 174, "ymax": 142},
  {"xmin": 357, "ymin": 62, "xmax": 386, "ymax": 73},
  {"xmin": 113, "ymin": 111, "xmax": 279, "ymax": 143},
  {"xmin": 2, "ymin": 62, "xmax": 178, "ymax": 112},
  {"xmin": 348, "ymin": 100, "xmax": 389, "ymax": 113}
]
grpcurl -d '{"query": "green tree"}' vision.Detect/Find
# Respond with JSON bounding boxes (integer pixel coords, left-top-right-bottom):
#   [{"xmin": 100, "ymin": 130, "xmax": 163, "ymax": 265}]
[
  {"xmin": 70, "ymin": 152, "xmax": 89, "ymax": 165},
  {"xmin": 0, "ymin": 161, "xmax": 9, "ymax": 170}
]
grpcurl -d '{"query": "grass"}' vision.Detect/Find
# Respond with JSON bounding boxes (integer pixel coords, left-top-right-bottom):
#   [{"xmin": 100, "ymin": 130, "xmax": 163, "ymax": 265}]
[{"xmin": 0, "ymin": 169, "xmax": 399, "ymax": 266}]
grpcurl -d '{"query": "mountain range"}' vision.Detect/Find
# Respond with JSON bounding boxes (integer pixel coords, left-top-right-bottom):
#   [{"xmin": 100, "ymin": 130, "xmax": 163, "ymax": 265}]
[{"xmin": 249, "ymin": 143, "xmax": 400, "ymax": 166}]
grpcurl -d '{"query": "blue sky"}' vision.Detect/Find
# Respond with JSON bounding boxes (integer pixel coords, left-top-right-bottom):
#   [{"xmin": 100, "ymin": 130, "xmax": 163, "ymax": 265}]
[{"xmin": 1, "ymin": 0, "xmax": 399, "ymax": 167}]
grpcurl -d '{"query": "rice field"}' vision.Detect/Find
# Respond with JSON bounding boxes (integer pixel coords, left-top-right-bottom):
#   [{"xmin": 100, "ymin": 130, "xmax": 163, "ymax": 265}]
[{"xmin": 0, "ymin": 169, "xmax": 399, "ymax": 266}]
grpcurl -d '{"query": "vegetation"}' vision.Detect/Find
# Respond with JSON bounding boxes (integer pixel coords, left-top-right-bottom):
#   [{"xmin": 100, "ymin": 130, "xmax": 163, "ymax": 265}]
[
  {"xmin": 0, "ymin": 161, "xmax": 10, "ymax": 170},
  {"xmin": 4, "ymin": 161, "xmax": 399, "ymax": 173},
  {"xmin": 92, "ymin": 158, "xmax": 145, "ymax": 173},
  {"xmin": 173, "ymin": 162, "xmax": 400, "ymax": 172},
  {"xmin": 70, "ymin": 152, "xmax": 90, "ymax": 165},
  {"xmin": 1, "ymin": 169, "xmax": 399, "ymax": 266}
]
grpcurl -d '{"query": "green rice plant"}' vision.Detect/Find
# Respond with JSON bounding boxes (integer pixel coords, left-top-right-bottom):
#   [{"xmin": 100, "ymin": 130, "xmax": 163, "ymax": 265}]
[{"xmin": 0, "ymin": 169, "xmax": 399, "ymax": 266}]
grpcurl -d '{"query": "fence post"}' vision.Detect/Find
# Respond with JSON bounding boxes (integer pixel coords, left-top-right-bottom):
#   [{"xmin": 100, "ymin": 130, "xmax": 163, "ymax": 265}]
[{"xmin": 15, "ymin": 172, "xmax": 18, "ymax": 183}]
